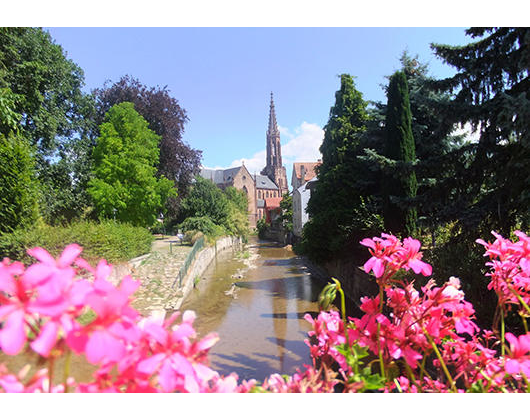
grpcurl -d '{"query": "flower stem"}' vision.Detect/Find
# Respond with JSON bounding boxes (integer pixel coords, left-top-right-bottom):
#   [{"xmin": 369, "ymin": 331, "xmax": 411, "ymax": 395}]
[
  {"xmin": 500, "ymin": 306, "xmax": 505, "ymax": 357},
  {"xmin": 63, "ymin": 349, "xmax": 72, "ymax": 393},
  {"xmin": 422, "ymin": 328, "xmax": 457, "ymax": 392},
  {"xmin": 376, "ymin": 284, "xmax": 386, "ymax": 380},
  {"xmin": 48, "ymin": 356, "xmax": 55, "ymax": 393}
]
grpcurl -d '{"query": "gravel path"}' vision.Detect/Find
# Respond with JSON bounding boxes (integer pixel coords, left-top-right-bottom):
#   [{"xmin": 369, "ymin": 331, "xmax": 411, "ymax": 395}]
[{"xmin": 128, "ymin": 236, "xmax": 193, "ymax": 315}]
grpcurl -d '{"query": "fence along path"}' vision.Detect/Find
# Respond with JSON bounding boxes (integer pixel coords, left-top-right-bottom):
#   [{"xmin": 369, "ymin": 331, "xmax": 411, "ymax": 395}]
[
  {"xmin": 126, "ymin": 235, "xmax": 193, "ymax": 315},
  {"xmin": 173, "ymin": 236, "xmax": 205, "ymax": 288}
]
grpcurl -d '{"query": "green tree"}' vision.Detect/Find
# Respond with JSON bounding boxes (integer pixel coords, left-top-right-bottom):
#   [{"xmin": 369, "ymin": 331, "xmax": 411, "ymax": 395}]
[
  {"xmin": 179, "ymin": 178, "xmax": 249, "ymax": 238},
  {"xmin": 302, "ymin": 74, "xmax": 377, "ymax": 262},
  {"xmin": 0, "ymin": 28, "xmax": 94, "ymax": 156},
  {"xmin": 88, "ymin": 102, "xmax": 175, "ymax": 227},
  {"xmin": 93, "ymin": 76, "xmax": 202, "ymax": 220},
  {"xmin": 425, "ymin": 28, "xmax": 530, "ymax": 326},
  {"xmin": 382, "ymin": 71, "xmax": 418, "ymax": 237},
  {"xmin": 179, "ymin": 176, "xmax": 230, "ymax": 227},
  {"xmin": 0, "ymin": 132, "xmax": 39, "ymax": 233},
  {"xmin": 431, "ymin": 28, "xmax": 530, "ymax": 234},
  {"xmin": 360, "ymin": 52, "xmax": 469, "ymax": 246},
  {"xmin": 0, "ymin": 28, "xmax": 96, "ymax": 223},
  {"xmin": 0, "ymin": 82, "xmax": 39, "ymax": 234}
]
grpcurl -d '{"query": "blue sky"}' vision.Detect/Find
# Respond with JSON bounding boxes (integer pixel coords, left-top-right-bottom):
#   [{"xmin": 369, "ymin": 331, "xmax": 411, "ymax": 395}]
[{"xmin": 46, "ymin": 27, "xmax": 474, "ymax": 186}]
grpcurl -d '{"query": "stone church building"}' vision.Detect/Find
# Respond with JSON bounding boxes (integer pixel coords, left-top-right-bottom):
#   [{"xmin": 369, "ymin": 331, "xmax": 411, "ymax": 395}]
[{"xmin": 200, "ymin": 93, "xmax": 288, "ymax": 227}]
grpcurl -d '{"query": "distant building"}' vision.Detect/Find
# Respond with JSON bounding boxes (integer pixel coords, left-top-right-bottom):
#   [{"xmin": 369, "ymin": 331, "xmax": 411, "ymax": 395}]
[
  {"xmin": 261, "ymin": 92, "xmax": 289, "ymax": 196},
  {"xmin": 291, "ymin": 161, "xmax": 320, "ymax": 191},
  {"xmin": 264, "ymin": 196, "xmax": 283, "ymax": 226},
  {"xmin": 199, "ymin": 93, "xmax": 288, "ymax": 228},
  {"xmin": 291, "ymin": 160, "xmax": 320, "ymax": 239},
  {"xmin": 200, "ymin": 164, "xmax": 258, "ymax": 226},
  {"xmin": 292, "ymin": 176, "xmax": 317, "ymax": 238}
]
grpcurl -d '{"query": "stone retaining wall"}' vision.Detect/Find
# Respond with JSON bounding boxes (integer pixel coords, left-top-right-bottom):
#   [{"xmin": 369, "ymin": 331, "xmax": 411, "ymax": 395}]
[
  {"xmin": 172, "ymin": 236, "xmax": 242, "ymax": 310},
  {"xmin": 302, "ymin": 255, "xmax": 378, "ymax": 315}
]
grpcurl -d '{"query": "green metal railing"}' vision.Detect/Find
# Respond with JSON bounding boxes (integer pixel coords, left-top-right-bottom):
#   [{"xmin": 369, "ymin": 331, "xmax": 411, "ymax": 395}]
[{"xmin": 172, "ymin": 236, "xmax": 205, "ymax": 289}]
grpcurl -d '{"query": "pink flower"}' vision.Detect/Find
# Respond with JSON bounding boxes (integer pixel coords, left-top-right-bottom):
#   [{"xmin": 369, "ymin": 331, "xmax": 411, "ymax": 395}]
[
  {"xmin": 504, "ymin": 333, "xmax": 530, "ymax": 377},
  {"xmin": 0, "ymin": 308, "xmax": 26, "ymax": 355},
  {"xmin": 133, "ymin": 311, "xmax": 221, "ymax": 393},
  {"xmin": 0, "ymin": 259, "xmax": 37, "ymax": 355},
  {"xmin": 477, "ymin": 231, "xmax": 530, "ymax": 313},
  {"xmin": 360, "ymin": 234, "xmax": 401, "ymax": 279},
  {"xmin": 400, "ymin": 238, "xmax": 432, "ymax": 276},
  {"xmin": 360, "ymin": 234, "xmax": 432, "ymax": 281},
  {"xmin": 72, "ymin": 276, "xmax": 141, "ymax": 364}
]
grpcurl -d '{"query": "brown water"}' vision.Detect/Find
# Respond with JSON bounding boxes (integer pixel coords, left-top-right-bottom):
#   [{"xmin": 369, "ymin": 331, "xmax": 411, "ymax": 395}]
[{"xmin": 179, "ymin": 237, "xmax": 322, "ymax": 382}]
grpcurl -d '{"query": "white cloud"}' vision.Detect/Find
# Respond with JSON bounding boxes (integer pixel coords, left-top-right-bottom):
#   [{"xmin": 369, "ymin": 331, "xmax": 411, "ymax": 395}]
[
  {"xmin": 229, "ymin": 149, "xmax": 267, "ymax": 175},
  {"xmin": 281, "ymin": 122, "xmax": 324, "ymax": 164}
]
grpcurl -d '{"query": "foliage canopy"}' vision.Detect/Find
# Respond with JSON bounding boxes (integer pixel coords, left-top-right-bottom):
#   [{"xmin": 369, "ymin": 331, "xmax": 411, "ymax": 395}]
[{"xmin": 88, "ymin": 102, "xmax": 175, "ymax": 227}]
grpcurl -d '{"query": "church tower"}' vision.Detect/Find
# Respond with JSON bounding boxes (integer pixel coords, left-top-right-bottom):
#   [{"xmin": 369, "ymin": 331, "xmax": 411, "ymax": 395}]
[{"xmin": 261, "ymin": 92, "xmax": 288, "ymax": 194}]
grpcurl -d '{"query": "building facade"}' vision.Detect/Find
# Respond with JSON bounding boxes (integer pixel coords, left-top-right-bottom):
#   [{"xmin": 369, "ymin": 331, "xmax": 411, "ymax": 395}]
[
  {"xmin": 291, "ymin": 161, "xmax": 320, "ymax": 238},
  {"xmin": 199, "ymin": 93, "xmax": 288, "ymax": 228}
]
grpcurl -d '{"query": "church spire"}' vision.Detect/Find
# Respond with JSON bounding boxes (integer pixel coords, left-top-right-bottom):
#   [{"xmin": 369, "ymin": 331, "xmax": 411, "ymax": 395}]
[
  {"xmin": 262, "ymin": 91, "xmax": 287, "ymax": 193},
  {"xmin": 267, "ymin": 92, "xmax": 279, "ymax": 136}
]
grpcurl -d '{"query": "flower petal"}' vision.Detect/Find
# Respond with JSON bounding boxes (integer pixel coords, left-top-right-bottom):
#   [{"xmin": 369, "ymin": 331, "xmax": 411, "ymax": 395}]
[
  {"xmin": 27, "ymin": 247, "xmax": 56, "ymax": 265},
  {"xmin": 58, "ymin": 244, "xmax": 83, "ymax": 268},
  {"xmin": 30, "ymin": 321, "xmax": 59, "ymax": 357},
  {"xmin": 0, "ymin": 309, "xmax": 27, "ymax": 355}
]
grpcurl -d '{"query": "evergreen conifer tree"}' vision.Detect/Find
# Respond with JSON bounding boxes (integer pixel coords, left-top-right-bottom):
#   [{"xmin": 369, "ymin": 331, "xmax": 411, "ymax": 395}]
[
  {"xmin": 382, "ymin": 71, "xmax": 417, "ymax": 237},
  {"xmin": 431, "ymin": 27, "xmax": 530, "ymax": 234},
  {"xmin": 302, "ymin": 74, "xmax": 377, "ymax": 262}
]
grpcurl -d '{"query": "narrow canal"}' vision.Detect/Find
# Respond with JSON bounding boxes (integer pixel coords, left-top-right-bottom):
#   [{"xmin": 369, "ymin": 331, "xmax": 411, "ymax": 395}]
[{"xmin": 179, "ymin": 237, "xmax": 323, "ymax": 382}]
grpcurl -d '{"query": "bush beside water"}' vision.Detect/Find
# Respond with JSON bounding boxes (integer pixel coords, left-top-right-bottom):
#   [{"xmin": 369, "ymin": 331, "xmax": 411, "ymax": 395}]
[{"xmin": 0, "ymin": 220, "xmax": 153, "ymax": 264}]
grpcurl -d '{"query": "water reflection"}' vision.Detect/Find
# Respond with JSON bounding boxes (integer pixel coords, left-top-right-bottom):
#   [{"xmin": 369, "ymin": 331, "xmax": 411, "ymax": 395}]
[{"xmin": 179, "ymin": 238, "xmax": 323, "ymax": 382}]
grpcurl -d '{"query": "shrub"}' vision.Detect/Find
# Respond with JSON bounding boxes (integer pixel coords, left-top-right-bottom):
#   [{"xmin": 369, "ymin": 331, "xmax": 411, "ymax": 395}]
[
  {"xmin": 0, "ymin": 220, "xmax": 152, "ymax": 265},
  {"xmin": 180, "ymin": 216, "xmax": 225, "ymax": 239},
  {"xmin": 256, "ymin": 218, "xmax": 269, "ymax": 239}
]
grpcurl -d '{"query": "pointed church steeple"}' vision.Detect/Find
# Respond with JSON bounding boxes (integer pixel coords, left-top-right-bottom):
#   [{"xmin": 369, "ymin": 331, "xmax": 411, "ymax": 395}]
[
  {"xmin": 261, "ymin": 92, "xmax": 288, "ymax": 193},
  {"xmin": 267, "ymin": 92, "xmax": 279, "ymax": 137}
]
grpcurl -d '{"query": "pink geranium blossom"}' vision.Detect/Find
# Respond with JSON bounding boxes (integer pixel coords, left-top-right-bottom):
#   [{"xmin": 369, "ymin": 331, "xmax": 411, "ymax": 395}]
[
  {"xmin": 504, "ymin": 332, "xmax": 530, "ymax": 377},
  {"xmin": 360, "ymin": 234, "xmax": 432, "ymax": 282}
]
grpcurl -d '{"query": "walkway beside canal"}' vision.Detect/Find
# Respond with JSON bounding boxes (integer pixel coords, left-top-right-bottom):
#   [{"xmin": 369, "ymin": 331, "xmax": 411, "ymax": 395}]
[
  {"xmin": 119, "ymin": 235, "xmax": 193, "ymax": 315},
  {"xmin": 113, "ymin": 235, "xmax": 243, "ymax": 316}
]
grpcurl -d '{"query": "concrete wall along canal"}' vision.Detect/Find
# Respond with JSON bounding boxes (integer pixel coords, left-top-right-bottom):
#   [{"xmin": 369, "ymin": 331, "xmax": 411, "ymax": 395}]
[{"xmin": 172, "ymin": 236, "xmax": 243, "ymax": 311}]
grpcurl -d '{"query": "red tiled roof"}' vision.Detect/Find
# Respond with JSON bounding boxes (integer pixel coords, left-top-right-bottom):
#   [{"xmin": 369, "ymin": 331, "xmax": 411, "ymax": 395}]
[
  {"xmin": 264, "ymin": 197, "xmax": 282, "ymax": 209},
  {"xmin": 293, "ymin": 162, "xmax": 320, "ymax": 183}
]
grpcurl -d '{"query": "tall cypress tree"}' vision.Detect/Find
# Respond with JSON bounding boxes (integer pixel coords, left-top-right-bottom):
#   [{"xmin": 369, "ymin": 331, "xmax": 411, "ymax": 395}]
[{"xmin": 382, "ymin": 71, "xmax": 417, "ymax": 237}]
